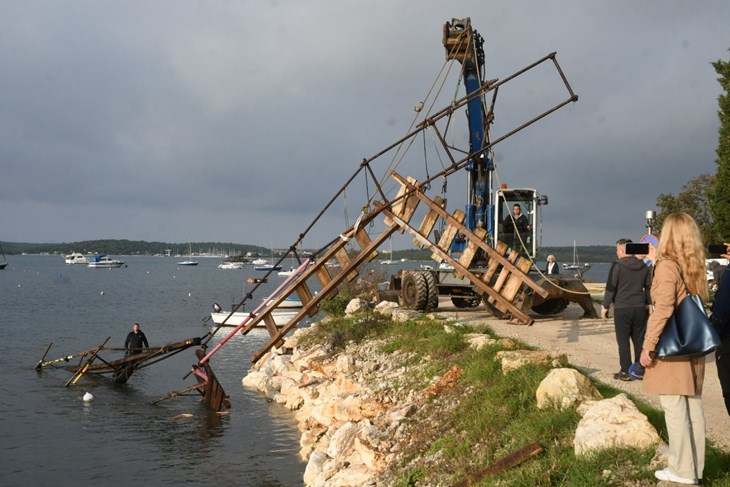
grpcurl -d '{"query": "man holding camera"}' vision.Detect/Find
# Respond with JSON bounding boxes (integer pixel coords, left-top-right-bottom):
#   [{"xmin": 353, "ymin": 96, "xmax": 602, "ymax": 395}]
[{"xmin": 602, "ymin": 238, "xmax": 653, "ymax": 381}]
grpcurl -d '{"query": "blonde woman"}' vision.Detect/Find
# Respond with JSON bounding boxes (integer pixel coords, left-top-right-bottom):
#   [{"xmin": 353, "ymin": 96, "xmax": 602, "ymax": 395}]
[{"xmin": 640, "ymin": 213, "xmax": 708, "ymax": 485}]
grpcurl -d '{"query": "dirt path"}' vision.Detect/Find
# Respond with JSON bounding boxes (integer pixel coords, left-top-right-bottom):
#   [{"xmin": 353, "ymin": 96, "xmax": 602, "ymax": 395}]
[{"xmin": 436, "ymin": 301, "xmax": 730, "ymax": 451}]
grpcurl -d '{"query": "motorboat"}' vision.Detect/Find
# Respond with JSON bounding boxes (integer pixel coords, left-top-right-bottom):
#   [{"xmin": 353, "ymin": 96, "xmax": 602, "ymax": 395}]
[
  {"xmin": 277, "ymin": 267, "xmax": 296, "ymax": 276},
  {"xmin": 218, "ymin": 260, "xmax": 245, "ymax": 269},
  {"xmin": 254, "ymin": 264, "xmax": 283, "ymax": 272},
  {"xmin": 210, "ymin": 297, "xmax": 303, "ymax": 327},
  {"xmin": 252, "ymin": 258, "xmax": 268, "ymax": 265},
  {"xmin": 64, "ymin": 252, "xmax": 88, "ymax": 264},
  {"xmin": 87, "ymin": 255, "xmax": 125, "ymax": 268}
]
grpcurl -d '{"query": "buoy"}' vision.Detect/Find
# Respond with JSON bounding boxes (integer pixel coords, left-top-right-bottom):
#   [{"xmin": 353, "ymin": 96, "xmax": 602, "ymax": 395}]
[
  {"xmin": 188, "ymin": 292, "xmax": 192, "ymax": 297},
  {"xmin": 82, "ymin": 392, "xmax": 94, "ymax": 402},
  {"xmin": 100, "ymin": 291, "xmax": 105, "ymax": 296}
]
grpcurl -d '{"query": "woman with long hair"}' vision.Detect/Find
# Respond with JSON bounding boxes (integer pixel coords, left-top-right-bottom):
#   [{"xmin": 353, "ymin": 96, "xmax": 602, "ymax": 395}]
[{"xmin": 640, "ymin": 212, "xmax": 708, "ymax": 485}]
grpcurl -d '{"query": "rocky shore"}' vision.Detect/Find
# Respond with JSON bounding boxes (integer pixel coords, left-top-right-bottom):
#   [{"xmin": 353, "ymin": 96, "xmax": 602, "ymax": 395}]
[{"xmin": 243, "ymin": 300, "xmax": 678, "ymax": 486}]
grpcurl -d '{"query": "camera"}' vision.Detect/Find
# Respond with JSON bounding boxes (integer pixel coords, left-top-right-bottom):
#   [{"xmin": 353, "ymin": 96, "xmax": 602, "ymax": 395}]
[
  {"xmin": 708, "ymin": 244, "xmax": 728, "ymax": 257},
  {"xmin": 625, "ymin": 242, "xmax": 649, "ymax": 255}
]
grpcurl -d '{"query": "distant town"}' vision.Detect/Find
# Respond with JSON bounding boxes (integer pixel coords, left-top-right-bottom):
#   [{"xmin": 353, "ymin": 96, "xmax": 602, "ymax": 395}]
[{"xmin": 0, "ymin": 239, "xmax": 619, "ymax": 263}]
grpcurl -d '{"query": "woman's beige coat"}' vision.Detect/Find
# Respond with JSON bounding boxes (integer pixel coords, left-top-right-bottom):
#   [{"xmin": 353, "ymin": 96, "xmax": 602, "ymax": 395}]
[{"xmin": 642, "ymin": 260, "xmax": 705, "ymax": 396}]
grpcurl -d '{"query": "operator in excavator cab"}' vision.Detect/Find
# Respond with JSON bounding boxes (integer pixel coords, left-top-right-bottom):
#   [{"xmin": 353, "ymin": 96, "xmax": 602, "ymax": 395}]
[{"xmin": 503, "ymin": 203, "xmax": 531, "ymax": 251}]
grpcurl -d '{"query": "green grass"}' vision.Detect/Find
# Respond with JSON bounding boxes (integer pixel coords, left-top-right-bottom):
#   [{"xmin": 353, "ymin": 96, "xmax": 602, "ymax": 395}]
[{"xmin": 301, "ymin": 313, "xmax": 730, "ymax": 486}]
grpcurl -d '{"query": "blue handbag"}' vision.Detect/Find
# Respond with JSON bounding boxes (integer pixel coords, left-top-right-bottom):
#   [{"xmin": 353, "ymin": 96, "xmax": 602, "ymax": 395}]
[{"xmin": 655, "ymin": 293, "xmax": 721, "ymax": 358}]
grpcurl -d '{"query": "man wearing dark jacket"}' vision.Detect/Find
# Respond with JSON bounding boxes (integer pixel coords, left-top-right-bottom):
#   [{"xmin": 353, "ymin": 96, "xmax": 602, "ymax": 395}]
[
  {"xmin": 711, "ymin": 245, "xmax": 730, "ymax": 415},
  {"xmin": 602, "ymin": 239, "xmax": 652, "ymax": 381},
  {"xmin": 124, "ymin": 322, "xmax": 149, "ymax": 355}
]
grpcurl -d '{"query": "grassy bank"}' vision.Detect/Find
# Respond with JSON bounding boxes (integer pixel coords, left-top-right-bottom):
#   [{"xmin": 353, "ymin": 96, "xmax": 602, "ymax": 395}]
[{"xmin": 298, "ymin": 312, "xmax": 730, "ymax": 486}]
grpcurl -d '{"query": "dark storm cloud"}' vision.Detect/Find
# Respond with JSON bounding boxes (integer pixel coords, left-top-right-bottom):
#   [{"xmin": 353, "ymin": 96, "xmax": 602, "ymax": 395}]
[{"xmin": 1, "ymin": 1, "xmax": 728, "ymax": 247}]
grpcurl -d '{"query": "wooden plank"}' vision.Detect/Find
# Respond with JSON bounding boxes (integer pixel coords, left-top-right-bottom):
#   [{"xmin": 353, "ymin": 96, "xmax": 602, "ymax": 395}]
[
  {"xmin": 431, "ymin": 209, "xmax": 466, "ymax": 262},
  {"xmin": 195, "ymin": 349, "xmax": 229, "ymax": 411},
  {"xmin": 495, "ymin": 255, "xmax": 534, "ymax": 313},
  {"xmin": 381, "ymin": 207, "xmax": 534, "ymax": 325},
  {"xmin": 335, "ymin": 248, "xmax": 358, "ymax": 281},
  {"xmin": 262, "ymin": 314, "xmax": 285, "ymax": 348},
  {"xmin": 65, "ymin": 337, "xmax": 111, "ymax": 387},
  {"xmin": 413, "ymin": 195, "xmax": 444, "ymax": 248},
  {"xmin": 396, "ymin": 176, "xmax": 421, "ymax": 233},
  {"xmin": 355, "ymin": 227, "xmax": 378, "ymax": 262},
  {"xmin": 455, "ymin": 227, "xmax": 488, "ymax": 278},
  {"xmin": 382, "ymin": 174, "xmax": 411, "ymax": 227},
  {"xmin": 482, "ymin": 240, "xmax": 509, "ymax": 284},
  {"xmin": 407, "ymin": 189, "xmax": 548, "ymax": 299},
  {"xmin": 315, "ymin": 264, "xmax": 333, "ymax": 289},
  {"xmin": 252, "ymin": 221, "xmax": 401, "ymax": 362},
  {"xmin": 294, "ymin": 283, "xmax": 318, "ymax": 317}
]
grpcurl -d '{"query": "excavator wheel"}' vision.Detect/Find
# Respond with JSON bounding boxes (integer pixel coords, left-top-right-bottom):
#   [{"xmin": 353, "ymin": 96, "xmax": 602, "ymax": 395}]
[
  {"xmin": 451, "ymin": 296, "xmax": 481, "ymax": 308},
  {"xmin": 421, "ymin": 271, "xmax": 440, "ymax": 311},
  {"xmin": 401, "ymin": 271, "xmax": 428, "ymax": 310},
  {"xmin": 531, "ymin": 297, "xmax": 570, "ymax": 315}
]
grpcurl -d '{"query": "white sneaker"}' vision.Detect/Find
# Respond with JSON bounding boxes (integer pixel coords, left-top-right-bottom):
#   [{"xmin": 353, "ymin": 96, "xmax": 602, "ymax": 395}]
[{"xmin": 654, "ymin": 468, "xmax": 698, "ymax": 484}]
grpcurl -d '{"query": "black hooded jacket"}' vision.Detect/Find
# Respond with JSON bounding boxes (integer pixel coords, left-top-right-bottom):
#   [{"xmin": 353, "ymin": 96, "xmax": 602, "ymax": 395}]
[{"xmin": 602, "ymin": 257, "xmax": 652, "ymax": 309}]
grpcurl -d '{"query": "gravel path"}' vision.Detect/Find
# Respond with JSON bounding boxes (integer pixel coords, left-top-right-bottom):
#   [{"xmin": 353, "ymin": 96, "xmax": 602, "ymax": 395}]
[{"xmin": 436, "ymin": 301, "xmax": 730, "ymax": 452}]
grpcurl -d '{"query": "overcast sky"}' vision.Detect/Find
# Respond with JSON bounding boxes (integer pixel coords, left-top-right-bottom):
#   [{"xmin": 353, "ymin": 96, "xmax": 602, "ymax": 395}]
[{"xmin": 2, "ymin": 1, "xmax": 728, "ymax": 250}]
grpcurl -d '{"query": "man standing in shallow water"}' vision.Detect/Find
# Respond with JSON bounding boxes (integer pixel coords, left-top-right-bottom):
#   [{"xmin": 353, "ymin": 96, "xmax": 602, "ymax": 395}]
[{"xmin": 124, "ymin": 322, "xmax": 149, "ymax": 355}]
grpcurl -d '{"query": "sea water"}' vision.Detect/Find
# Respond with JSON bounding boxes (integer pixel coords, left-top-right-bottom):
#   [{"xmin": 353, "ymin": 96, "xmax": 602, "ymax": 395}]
[
  {"xmin": 0, "ymin": 255, "xmax": 307, "ymax": 487},
  {"xmin": 0, "ymin": 255, "xmax": 612, "ymax": 487}
]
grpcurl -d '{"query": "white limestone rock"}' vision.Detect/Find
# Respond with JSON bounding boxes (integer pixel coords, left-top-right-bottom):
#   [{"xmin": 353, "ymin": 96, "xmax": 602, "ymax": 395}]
[
  {"xmin": 536, "ymin": 368, "xmax": 602, "ymax": 410},
  {"xmin": 574, "ymin": 393, "xmax": 661, "ymax": 455}
]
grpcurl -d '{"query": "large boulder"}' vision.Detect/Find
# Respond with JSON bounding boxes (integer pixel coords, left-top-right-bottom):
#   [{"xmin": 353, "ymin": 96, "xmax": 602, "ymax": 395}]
[
  {"xmin": 536, "ymin": 368, "xmax": 602, "ymax": 410},
  {"xmin": 345, "ymin": 298, "xmax": 370, "ymax": 315},
  {"xmin": 574, "ymin": 393, "xmax": 661, "ymax": 455}
]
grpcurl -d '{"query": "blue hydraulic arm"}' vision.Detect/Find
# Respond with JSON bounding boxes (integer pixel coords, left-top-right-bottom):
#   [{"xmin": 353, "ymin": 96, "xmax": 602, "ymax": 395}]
[{"xmin": 443, "ymin": 18, "xmax": 494, "ymax": 252}]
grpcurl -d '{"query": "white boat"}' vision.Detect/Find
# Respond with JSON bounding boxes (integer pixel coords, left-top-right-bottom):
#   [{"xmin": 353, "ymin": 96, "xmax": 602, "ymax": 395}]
[
  {"xmin": 562, "ymin": 240, "xmax": 591, "ymax": 277},
  {"xmin": 218, "ymin": 260, "xmax": 245, "ymax": 269},
  {"xmin": 277, "ymin": 267, "xmax": 296, "ymax": 276},
  {"xmin": 64, "ymin": 252, "xmax": 88, "ymax": 264},
  {"xmin": 252, "ymin": 258, "xmax": 268, "ymax": 265},
  {"xmin": 177, "ymin": 242, "xmax": 198, "ymax": 266},
  {"xmin": 210, "ymin": 298, "xmax": 303, "ymax": 327},
  {"xmin": 88, "ymin": 255, "xmax": 125, "ymax": 268}
]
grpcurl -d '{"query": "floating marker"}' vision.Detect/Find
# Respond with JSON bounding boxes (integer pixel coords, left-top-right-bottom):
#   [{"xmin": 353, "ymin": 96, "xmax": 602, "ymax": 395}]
[
  {"xmin": 100, "ymin": 291, "xmax": 105, "ymax": 296},
  {"xmin": 82, "ymin": 392, "xmax": 94, "ymax": 402}
]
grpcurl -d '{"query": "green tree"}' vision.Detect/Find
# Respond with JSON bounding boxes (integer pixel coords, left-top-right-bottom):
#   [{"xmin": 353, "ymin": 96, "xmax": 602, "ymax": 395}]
[
  {"xmin": 709, "ymin": 49, "xmax": 730, "ymax": 239},
  {"xmin": 656, "ymin": 173, "xmax": 721, "ymax": 244}
]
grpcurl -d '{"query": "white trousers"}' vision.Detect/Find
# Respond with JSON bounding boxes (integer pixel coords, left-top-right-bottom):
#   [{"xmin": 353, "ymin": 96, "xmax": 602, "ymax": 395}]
[{"xmin": 659, "ymin": 394, "xmax": 705, "ymax": 481}]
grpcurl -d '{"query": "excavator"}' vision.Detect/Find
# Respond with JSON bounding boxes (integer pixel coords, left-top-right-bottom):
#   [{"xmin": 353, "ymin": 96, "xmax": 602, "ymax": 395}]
[{"xmin": 390, "ymin": 18, "xmax": 597, "ymax": 319}]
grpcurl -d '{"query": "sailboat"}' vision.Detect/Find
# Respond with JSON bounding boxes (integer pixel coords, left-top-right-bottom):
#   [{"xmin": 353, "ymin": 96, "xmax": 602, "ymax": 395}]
[
  {"xmin": 562, "ymin": 240, "xmax": 591, "ymax": 277},
  {"xmin": 177, "ymin": 241, "xmax": 199, "ymax": 266},
  {"xmin": 0, "ymin": 245, "xmax": 7, "ymax": 270},
  {"xmin": 380, "ymin": 237, "xmax": 396, "ymax": 265}
]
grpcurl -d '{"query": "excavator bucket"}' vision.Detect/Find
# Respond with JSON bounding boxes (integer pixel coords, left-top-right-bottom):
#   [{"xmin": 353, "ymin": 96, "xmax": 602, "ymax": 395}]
[{"xmin": 521, "ymin": 275, "xmax": 598, "ymax": 318}]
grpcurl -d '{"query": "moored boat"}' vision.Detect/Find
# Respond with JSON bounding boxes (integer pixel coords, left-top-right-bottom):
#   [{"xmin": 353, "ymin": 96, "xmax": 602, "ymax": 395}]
[
  {"xmin": 218, "ymin": 260, "xmax": 245, "ymax": 269},
  {"xmin": 88, "ymin": 255, "xmax": 125, "ymax": 268},
  {"xmin": 64, "ymin": 252, "xmax": 88, "ymax": 264}
]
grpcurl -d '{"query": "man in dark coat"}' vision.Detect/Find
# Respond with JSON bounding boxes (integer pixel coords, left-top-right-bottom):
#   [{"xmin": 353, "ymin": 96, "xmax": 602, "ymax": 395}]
[
  {"xmin": 124, "ymin": 322, "xmax": 149, "ymax": 355},
  {"xmin": 711, "ymin": 245, "xmax": 730, "ymax": 415}
]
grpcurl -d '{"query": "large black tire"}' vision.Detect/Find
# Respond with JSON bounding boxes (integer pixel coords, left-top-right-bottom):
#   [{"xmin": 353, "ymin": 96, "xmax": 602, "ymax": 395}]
[
  {"xmin": 531, "ymin": 297, "xmax": 570, "ymax": 315},
  {"xmin": 451, "ymin": 296, "xmax": 481, "ymax": 308},
  {"xmin": 401, "ymin": 271, "xmax": 428, "ymax": 310},
  {"xmin": 421, "ymin": 271, "xmax": 439, "ymax": 311}
]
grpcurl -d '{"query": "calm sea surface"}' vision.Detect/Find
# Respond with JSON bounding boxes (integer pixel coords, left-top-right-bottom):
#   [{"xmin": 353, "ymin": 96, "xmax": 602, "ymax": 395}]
[
  {"xmin": 0, "ymin": 255, "xmax": 309, "ymax": 487},
  {"xmin": 0, "ymin": 255, "xmax": 611, "ymax": 487}
]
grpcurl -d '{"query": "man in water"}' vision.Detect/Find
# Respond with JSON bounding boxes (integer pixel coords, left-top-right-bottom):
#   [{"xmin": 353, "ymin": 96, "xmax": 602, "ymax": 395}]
[{"xmin": 124, "ymin": 322, "xmax": 149, "ymax": 355}]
